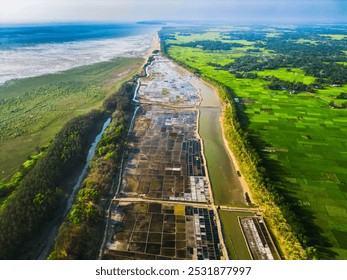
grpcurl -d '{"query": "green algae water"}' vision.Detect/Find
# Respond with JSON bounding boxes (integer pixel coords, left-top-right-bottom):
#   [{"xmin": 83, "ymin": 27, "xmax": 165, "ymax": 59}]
[{"xmin": 193, "ymin": 77, "xmax": 246, "ymax": 206}]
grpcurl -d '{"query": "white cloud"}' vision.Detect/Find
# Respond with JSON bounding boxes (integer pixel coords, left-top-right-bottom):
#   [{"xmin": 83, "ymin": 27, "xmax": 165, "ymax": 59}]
[{"xmin": 0, "ymin": 0, "xmax": 346, "ymax": 23}]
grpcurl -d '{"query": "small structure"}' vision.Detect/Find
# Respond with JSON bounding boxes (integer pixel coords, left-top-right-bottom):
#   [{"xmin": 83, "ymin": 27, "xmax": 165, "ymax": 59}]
[{"xmin": 239, "ymin": 217, "xmax": 280, "ymax": 260}]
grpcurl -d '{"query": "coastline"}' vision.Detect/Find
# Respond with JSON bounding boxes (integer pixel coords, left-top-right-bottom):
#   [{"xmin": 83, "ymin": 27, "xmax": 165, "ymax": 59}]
[
  {"xmin": 144, "ymin": 32, "xmax": 160, "ymax": 62},
  {"xmin": 0, "ymin": 32, "xmax": 153, "ymax": 85}
]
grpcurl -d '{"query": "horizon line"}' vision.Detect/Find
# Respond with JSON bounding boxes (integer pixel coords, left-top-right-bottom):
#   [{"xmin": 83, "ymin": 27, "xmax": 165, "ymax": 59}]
[{"xmin": 1, "ymin": 20, "xmax": 347, "ymax": 27}]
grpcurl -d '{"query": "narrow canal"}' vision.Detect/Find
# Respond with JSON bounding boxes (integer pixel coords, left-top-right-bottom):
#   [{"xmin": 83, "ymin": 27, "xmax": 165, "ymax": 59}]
[
  {"xmin": 37, "ymin": 117, "xmax": 111, "ymax": 259},
  {"xmin": 190, "ymin": 77, "xmax": 247, "ymax": 207}
]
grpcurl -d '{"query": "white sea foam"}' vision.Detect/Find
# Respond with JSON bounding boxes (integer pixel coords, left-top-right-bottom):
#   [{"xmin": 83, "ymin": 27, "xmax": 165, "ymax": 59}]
[{"xmin": 0, "ymin": 33, "xmax": 154, "ymax": 84}]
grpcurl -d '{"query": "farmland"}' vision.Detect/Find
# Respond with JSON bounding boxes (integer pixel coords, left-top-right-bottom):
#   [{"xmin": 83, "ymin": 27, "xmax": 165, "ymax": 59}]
[
  {"xmin": 161, "ymin": 25, "xmax": 347, "ymax": 259},
  {"xmin": 0, "ymin": 57, "xmax": 143, "ymax": 181},
  {"xmin": 250, "ymin": 68, "xmax": 316, "ymax": 85}
]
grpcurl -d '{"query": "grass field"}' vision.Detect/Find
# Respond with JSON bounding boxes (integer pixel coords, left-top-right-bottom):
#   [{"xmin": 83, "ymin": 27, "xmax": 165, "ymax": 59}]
[
  {"xmin": 319, "ymin": 34, "xmax": 347, "ymax": 40},
  {"xmin": 168, "ymin": 31, "xmax": 221, "ymax": 44},
  {"xmin": 297, "ymin": 38, "xmax": 318, "ymax": 45},
  {"xmin": 166, "ymin": 30, "xmax": 347, "ymax": 259},
  {"xmin": 266, "ymin": 33, "xmax": 281, "ymax": 38},
  {"xmin": 172, "ymin": 30, "xmax": 256, "ymax": 46},
  {"xmin": 0, "ymin": 57, "xmax": 144, "ymax": 181},
  {"xmin": 169, "ymin": 46, "xmax": 234, "ymax": 67},
  {"xmin": 251, "ymin": 68, "xmax": 316, "ymax": 84}
]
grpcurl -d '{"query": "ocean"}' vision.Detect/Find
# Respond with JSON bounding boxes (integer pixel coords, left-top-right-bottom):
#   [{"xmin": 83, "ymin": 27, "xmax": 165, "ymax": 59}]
[{"xmin": 0, "ymin": 23, "xmax": 159, "ymax": 84}]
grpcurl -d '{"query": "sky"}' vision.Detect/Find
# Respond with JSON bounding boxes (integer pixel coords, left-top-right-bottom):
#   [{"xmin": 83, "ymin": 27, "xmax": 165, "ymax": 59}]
[{"xmin": 0, "ymin": 0, "xmax": 347, "ymax": 24}]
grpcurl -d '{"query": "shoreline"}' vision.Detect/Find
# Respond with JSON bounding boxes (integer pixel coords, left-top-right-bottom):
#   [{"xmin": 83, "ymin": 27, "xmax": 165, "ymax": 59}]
[
  {"xmin": 0, "ymin": 33, "xmax": 153, "ymax": 85},
  {"xmin": 143, "ymin": 32, "xmax": 160, "ymax": 66}
]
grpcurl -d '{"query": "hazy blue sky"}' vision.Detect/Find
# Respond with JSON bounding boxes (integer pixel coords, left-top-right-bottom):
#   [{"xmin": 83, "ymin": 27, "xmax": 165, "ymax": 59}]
[{"xmin": 1, "ymin": 0, "xmax": 346, "ymax": 24}]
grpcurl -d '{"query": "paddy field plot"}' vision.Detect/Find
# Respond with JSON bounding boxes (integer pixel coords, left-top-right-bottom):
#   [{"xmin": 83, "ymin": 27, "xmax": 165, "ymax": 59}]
[{"xmin": 250, "ymin": 68, "xmax": 316, "ymax": 85}]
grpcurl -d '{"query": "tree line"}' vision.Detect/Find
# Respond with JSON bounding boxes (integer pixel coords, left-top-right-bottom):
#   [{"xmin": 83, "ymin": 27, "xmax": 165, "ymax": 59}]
[
  {"xmin": 0, "ymin": 72, "xmax": 137, "ymax": 259},
  {"xmin": 48, "ymin": 107, "xmax": 132, "ymax": 259},
  {"xmin": 47, "ymin": 78, "xmax": 136, "ymax": 259},
  {"xmin": 0, "ymin": 144, "xmax": 50, "ymax": 206},
  {"xmin": 205, "ymin": 77, "xmax": 317, "ymax": 259},
  {"xmin": 0, "ymin": 109, "xmax": 106, "ymax": 259},
  {"xmin": 174, "ymin": 40, "xmax": 244, "ymax": 51}
]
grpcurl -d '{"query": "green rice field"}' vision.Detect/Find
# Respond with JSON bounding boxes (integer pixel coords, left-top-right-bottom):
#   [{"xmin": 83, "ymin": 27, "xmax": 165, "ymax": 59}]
[
  {"xmin": 166, "ymin": 30, "xmax": 347, "ymax": 259},
  {"xmin": 251, "ymin": 68, "xmax": 316, "ymax": 84}
]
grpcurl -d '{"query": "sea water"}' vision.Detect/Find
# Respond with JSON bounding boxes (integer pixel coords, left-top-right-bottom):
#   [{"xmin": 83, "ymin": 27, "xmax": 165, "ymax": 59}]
[{"xmin": 0, "ymin": 23, "xmax": 159, "ymax": 84}]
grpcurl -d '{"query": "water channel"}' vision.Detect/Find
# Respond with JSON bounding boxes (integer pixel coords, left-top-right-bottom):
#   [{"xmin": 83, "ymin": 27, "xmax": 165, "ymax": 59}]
[
  {"xmin": 37, "ymin": 117, "xmax": 111, "ymax": 259},
  {"xmin": 190, "ymin": 77, "xmax": 247, "ymax": 207}
]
